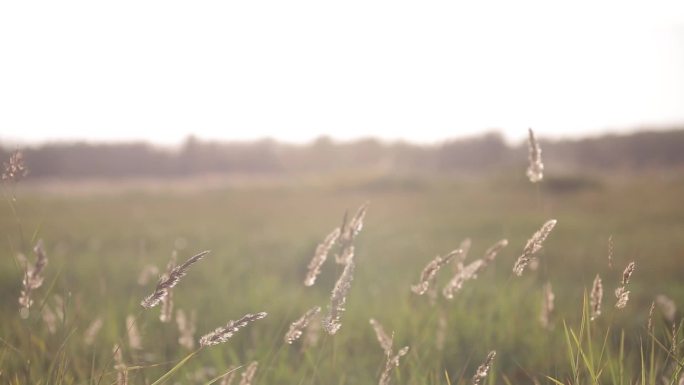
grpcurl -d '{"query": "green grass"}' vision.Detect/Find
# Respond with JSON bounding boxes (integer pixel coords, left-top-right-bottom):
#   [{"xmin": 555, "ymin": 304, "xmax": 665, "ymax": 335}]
[{"xmin": 1, "ymin": 173, "xmax": 684, "ymax": 384}]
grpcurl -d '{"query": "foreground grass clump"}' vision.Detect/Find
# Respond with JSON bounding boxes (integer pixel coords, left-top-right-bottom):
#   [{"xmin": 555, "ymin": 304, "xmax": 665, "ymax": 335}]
[{"xmin": 1, "ymin": 170, "xmax": 684, "ymax": 384}]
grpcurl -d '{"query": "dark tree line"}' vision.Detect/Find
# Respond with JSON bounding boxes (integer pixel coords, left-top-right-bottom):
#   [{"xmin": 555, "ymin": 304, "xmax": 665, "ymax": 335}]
[{"xmin": 2, "ymin": 129, "xmax": 684, "ymax": 179}]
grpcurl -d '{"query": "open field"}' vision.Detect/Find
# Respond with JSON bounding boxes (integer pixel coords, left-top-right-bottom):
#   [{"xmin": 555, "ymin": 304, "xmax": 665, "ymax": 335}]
[{"xmin": 2, "ymin": 173, "xmax": 684, "ymax": 384}]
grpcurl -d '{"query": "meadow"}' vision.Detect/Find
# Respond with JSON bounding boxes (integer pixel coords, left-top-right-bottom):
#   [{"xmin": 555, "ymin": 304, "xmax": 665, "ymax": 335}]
[{"xmin": 1, "ymin": 171, "xmax": 684, "ymax": 384}]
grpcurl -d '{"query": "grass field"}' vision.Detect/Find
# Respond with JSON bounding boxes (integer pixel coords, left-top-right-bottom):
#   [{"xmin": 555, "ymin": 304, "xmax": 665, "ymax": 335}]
[{"xmin": 2, "ymin": 172, "xmax": 684, "ymax": 384}]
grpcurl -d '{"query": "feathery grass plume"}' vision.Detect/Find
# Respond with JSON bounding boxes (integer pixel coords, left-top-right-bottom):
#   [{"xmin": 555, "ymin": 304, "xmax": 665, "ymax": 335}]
[
  {"xmin": 137, "ymin": 264, "xmax": 160, "ymax": 286},
  {"xmin": 141, "ymin": 250, "xmax": 209, "ymax": 308},
  {"xmin": 436, "ymin": 310, "xmax": 447, "ymax": 351},
  {"xmin": 339, "ymin": 202, "xmax": 368, "ymax": 246},
  {"xmin": 84, "ymin": 317, "xmax": 103, "ymax": 346},
  {"xmin": 199, "ymin": 312, "xmax": 267, "ymax": 347},
  {"xmin": 370, "ymin": 318, "xmax": 393, "ymax": 356},
  {"xmin": 539, "ymin": 282, "xmax": 555, "ymax": 330},
  {"xmin": 126, "ymin": 315, "xmax": 142, "ymax": 350},
  {"xmin": 648, "ymin": 301, "xmax": 656, "ymax": 331},
  {"xmin": 323, "ymin": 259, "xmax": 355, "ymax": 334},
  {"xmin": 113, "ymin": 344, "xmax": 128, "ymax": 385},
  {"xmin": 304, "ymin": 227, "xmax": 340, "ymax": 286},
  {"xmin": 18, "ymin": 239, "xmax": 49, "ymax": 318},
  {"xmin": 451, "ymin": 238, "xmax": 471, "ymax": 274},
  {"xmin": 482, "ymin": 239, "xmax": 509, "ymax": 266},
  {"xmin": 285, "ymin": 306, "xmax": 321, "ymax": 344},
  {"xmin": 378, "ymin": 346, "xmax": 410, "ymax": 385},
  {"xmin": 238, "ymin": 361, "xmax": 258, "ymax": 385},
  {"xmin": 411, "ymin": 249, "xmax": 462, "ymax": 295},
  {"xmin": 513, "ymin": 219, "xmax": 557, "ymax": 276},
  {"xmin": 621, "ymin": 261, "xmax": 636, "ymax": 286},
  {"xmin": 2, "ymin": 150, "xmax": 28, "ymax": 182},
  {"xmin": 442, "ymin": 259, "xmax": 484, "ymax": 299},
  {"xmin": 220, "ymin": 366, "xmax": 238, "ymax": 385},
  {"xmin": 590, "ymin": 274, "xmax": 603, "ymax": 321},
  {"xmin": 607, "ymin": 235, "xmax": 614, "ymax": 269},
  {"xmin": 176, "ymin": 309, "xmax": 197, "ymax": 350},
  {"xmin": 615, "ymin": 261, "xmax": 635, "ymax": 309},
  {"xmin": 472, "ymin": 351, "xmax": 496, "ymax": 385},
  {"xmin": 336, "ymin": 202, "xmax": 369, "ymax": 264},
  {"xmin": 159, "ymin": 254, "xmax": 177, "ymax": 322},
  {"xmin": 526, "ymin": 128, "xmax": 543, "ymax": 183},
  {"xmin": 656, "ymin": 294, "xmax": 677, "ymax": 323}
]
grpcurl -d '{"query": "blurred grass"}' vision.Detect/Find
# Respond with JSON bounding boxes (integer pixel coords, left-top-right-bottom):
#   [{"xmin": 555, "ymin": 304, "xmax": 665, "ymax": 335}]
[{"xmin": 1, "ymin": 172, "xmax": 684, "ymax": 384}]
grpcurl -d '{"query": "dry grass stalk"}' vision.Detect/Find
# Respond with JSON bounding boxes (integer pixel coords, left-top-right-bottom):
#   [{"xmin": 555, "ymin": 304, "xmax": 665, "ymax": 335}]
[
  {"xmin": 526, "ymin": 128, "xmax": 543, "ymax": 183},
  {"xmin": 615, "ymin": 261, "xmax": 635, "ymax": 309},
  {"xmin": 18, "ymin": 240, "xmax": 49, "ymax": 318},
  {"xmin": 323, "ymin": 259, "xmax": 356, "ymax": 334},
  {"xmin": 304, "ymin": 227, "xmax": 340, "ymax": 286},
  {"xmin": 2, "ymin": 150, "xmax": 28, "ymax": 182},
  {"xmin": 176, "ymin": 309, "xmax": 197, "ymax": 350},
  {"xmin": 513, "ymin": 219, "xmax": 557, "ymax": 276},
  {"xmin": 84, "ymin": 317, "xmax": 103, "ymax": 345},
  {"xmin": 370, "ymin": 318, "xmax": 393, "ymax": 356},
  {"xmin": 339, "ymin": 203, "xmax": 368, "ymax": 247},
  {"xmin": 442, "ymin": 259, "xmax": 484, "ymax": 299},
  {"xmin": 141, "ymin": 250, "xmax": 209, "ymax": 309},
  {"xmin": 199, "ymin": 312, "xmax": 267, "ymax": 347},
  {"xmin": 219, "ymin": 366, "xmax": 239, "ymax": 385},
  {"xmin": 452, "ymin": 238, "xmax": 472, "ymax": 274},
  {"xmin": 113, "ymin": 344, "xmax": 128, "ymax": 385},
  {"xmin": 539, "ymin": 282, "xmax": 555, "ymax": 330},
  {"xmin": 482, "ymin": 239, "xmax": 509, "ymax": 266},
  {"xmin": 378, "ymin": 346, "xmax": 410, "ymax": 385},
  {"xmin": 656, "ymin": 294, "xmax": 677, "ymax": 323},
  {"xmin": 648, "ymin": 301, "xmax": 656, "ymax": 331},
  {"xmin": 285, "ymin": 306, "xmax": 321, "ymax": 344},
  {"xmin": 621, "ymin": 261, "xmax": 635, "ymax": 286},
  {"xmin": 607, "ymin": 235, "xmax": 614, "ymax": 269},
  {"xmin": 238, "ymin": 361, "xmax": 258, "ymax": 385},
  {"xmin": 412, "ymin": 249, "xmax": 462, "ymax": 296},
  {"xmin": 472, "ymin": 350, "xmax": 496, "ymax": 385},
  {"xmin": 126, "ymin": 315, "xmax": 142, "ymax": 350},
  {"xmin": 590, "ymin": 274, "xmax": 603, "ymax": 321}
]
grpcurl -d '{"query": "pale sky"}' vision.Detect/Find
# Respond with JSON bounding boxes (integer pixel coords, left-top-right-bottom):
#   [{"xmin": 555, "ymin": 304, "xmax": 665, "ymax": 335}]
[{"xmin": 1, "ymin": 0, "xmax": 683, "ymax": 145}]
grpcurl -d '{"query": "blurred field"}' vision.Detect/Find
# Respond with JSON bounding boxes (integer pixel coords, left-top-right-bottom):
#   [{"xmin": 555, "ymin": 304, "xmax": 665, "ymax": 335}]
[{"xmin": 1, "ymin": 172, "xmax": 684, "ymax": 384}]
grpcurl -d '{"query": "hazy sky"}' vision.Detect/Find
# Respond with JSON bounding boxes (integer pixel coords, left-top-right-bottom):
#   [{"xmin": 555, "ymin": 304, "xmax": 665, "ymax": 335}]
[{"xmin": 1, "ymin": 0, "xmax": 683, "ymax": 145}]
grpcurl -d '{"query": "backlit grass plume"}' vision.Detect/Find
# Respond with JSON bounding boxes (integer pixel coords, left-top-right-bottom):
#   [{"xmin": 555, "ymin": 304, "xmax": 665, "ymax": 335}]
[
  {"xmin": 18, "ymin": 239, "xmax": 49, "ymax": 318},
  {"xmin": 199, "ymin": 312, "xmax": 267, "ymax": 347},
  {"xmin": 141, "ymin": 250, "xmax": 209, "ymax": 309},
  {"xmin": 370, "ymin": 318, "xmax": 393, "ymax": 356},
  {"xmin": 472, "ymin": 350, "xmax": 496, "ymax": 385},
  {"xmin": 526, "ymin": 128, "xmax": 543, "ymax": 183},
  {"xmin": 304, "ymin": 227, "xmax": 340, "ymax": 286},
  {"xmin": 285, "ymin": 306, "xmax": 321, "ymax": 344},
  {"xmin": 615, "ymin": 261, "xmax": 635, "ymax": 309},
  {"xmin": 238, "ymin": 361, "xmax": 258, "ymax": 385},
  {"xmin": 2, "ymin": 150, "xmax": 28, "ymax": 182},
  {"xmin": 442, "ymin": 259, "xmax": 484, "ymax": 299},
  {"xmin": 590, "ymin": 274, "xmax": 603, "ymax": 321},
  {"xmin": 513, "ymin": 219, "xmax": 557, "ymax": 276},
  {"xmin": 323, "ymin": 259, "xmax": 356, "ymax": 334},
  {"xmin": 412, "ymin": 249, "xmax": 462, "ymax": 295}
]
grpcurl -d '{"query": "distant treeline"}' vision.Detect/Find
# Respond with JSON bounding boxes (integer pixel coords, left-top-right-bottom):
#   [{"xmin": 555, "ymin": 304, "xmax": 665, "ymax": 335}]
[{"xmin": 2, "ymin": 129, "xmax": 684, "ymax": 179}]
